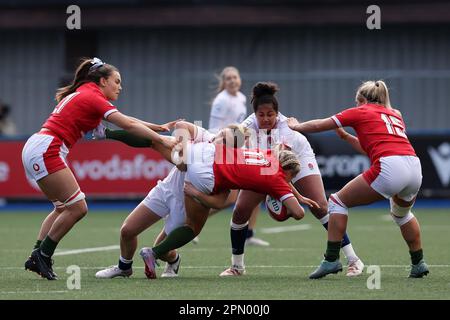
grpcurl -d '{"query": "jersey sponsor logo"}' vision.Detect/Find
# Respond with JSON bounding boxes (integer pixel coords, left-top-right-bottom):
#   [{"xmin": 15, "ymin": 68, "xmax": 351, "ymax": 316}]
[
  {"xmin": 316, "ymin": 155, "xmax": 370, "ymax": 178},
  {"xmin": 428, "ymin": 142, "xmax": 450, "ymax": 187},
  {"xmin": 33, "ymin": 163, "xmax": 40, "ymax": 172},
  {"xmin": 308, "ymin": 163, "xmax": 314, "ymax": 170}
]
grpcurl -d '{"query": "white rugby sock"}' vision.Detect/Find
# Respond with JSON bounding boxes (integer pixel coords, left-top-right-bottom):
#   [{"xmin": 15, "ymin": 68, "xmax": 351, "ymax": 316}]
[
  {"xmin": 342, "ymin": 244, "xmax": 358, "ymax": 263},
  {"xmin": 231, "ymin": 254, "xmax": 244, "ymax": 269}
]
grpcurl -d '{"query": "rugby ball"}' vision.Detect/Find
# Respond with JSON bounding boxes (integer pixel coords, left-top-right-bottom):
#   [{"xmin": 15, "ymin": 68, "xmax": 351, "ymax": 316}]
[{"xmin": 265, "ymin": 195, "xmax": 289, "ymax": 222}]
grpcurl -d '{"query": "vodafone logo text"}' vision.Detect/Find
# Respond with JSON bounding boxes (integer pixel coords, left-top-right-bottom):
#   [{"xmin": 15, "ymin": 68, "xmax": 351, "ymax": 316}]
[
  {"xmin": 71, "ymin": 155, "xmax": 173, "ymax": 181},
  {"xmin": 0, "ymin": 161, "xmax": 9, "ymax": 182}
]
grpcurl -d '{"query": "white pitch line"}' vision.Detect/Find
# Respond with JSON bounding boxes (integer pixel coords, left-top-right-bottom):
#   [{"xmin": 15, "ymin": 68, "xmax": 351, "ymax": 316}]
[
  {"xmin": 54, "ymin": 245, "xmax": 119, "ymax": 256},
  {"xmin": 0, "ymin": 290, "xmax": 69, "ymax": 295},
  {"xmin": 260, "ymin": 224, "xmax": 311, "ymax": 234}
]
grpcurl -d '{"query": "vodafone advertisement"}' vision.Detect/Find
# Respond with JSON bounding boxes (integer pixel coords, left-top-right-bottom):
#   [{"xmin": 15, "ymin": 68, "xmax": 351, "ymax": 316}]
[{"xmin": 0, "ymin": 140, "xmax": 173, "ymax": 199}]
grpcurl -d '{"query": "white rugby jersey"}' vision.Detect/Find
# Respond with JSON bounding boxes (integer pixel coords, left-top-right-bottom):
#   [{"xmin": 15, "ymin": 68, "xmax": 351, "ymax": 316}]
[
  {"xmin": 208, "ymin": 90, "xmax": 247, "ymax": 134},
  {"xmin": 241, "ymin": 112, "xmax": 315, "ymax": 158}
]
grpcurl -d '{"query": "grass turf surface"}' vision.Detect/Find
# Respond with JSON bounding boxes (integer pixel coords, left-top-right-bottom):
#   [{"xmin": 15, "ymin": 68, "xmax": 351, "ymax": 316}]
[{"xmin": 0, "ymin": 208, "xmax": 449, "ymax": 300}]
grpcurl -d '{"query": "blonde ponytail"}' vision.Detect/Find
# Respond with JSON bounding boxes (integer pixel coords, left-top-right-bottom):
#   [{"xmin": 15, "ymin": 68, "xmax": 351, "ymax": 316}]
[{"xmin": 355, "ymin": 80, "xmax": 391, "ymax": 108}]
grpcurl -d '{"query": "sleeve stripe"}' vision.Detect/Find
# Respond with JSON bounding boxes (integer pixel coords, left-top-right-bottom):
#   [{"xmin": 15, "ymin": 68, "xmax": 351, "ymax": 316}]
[
  {"xmin": 280, "ymin": 193, "xmax": 295, "ymax": 202},
  {"xmin": 331, "ymin": 115, "xmax": 342, "ymax": 128},
  {"xmin": 104, "ymin": 109, "xmax": 118, "ymax": 119}
]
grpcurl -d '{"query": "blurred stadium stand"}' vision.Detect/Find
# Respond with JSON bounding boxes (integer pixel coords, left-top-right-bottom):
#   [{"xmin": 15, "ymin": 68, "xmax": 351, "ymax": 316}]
[
  {"xmin": 0, "ymin": 0, "xmax": 450, "ymax": 132},
  {"xmin": 0, "ymin": 0, "xmax": 449, "ymax": 202}
]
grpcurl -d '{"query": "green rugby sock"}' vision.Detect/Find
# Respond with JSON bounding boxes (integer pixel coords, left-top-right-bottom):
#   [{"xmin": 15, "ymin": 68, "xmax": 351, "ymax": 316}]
[
  {"xmin": 105, "ymin": 129, "xmax": 152, "ymax": 148},
  {"xmin": 33, "ymin": 240, "xmax": 42, "ymax": 250},
  {"xmin": 40, "ymin": 235, "xmax": 58, "ymax": 257},
  {"xmin": 410, "ymin": 249, "xmax": 423, "ymax": 265},
  {"xmin": 324, "ymin": 241, "xmax": 341, "ymax": 262},
  {"xmin": 152, "ymin": 226, "xmax": 195, "ymax": 259}
]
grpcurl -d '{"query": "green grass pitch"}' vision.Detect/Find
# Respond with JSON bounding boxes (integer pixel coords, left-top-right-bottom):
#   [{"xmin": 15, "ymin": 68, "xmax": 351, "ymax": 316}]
[{"xmin": 0, "ymin": 208, "xmax": 449, "ymax": 300}]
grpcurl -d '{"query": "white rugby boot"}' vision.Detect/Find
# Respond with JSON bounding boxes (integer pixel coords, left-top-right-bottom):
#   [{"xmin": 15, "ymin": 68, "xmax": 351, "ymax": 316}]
[
  {"xmin": 161, "ymin": 255, "xmax": 181, "ymax": 278},
  {"xmin": 346, "ymin": 258, "xmax": 365, "ymax": 277},
  {"xmin": 220, "ymin": 265, "xmax": 246, "ymax": 277},
  {"xmin": 95, "ymin": 266, "xmax": 132, "ymax": 279},
  {"xmin": 245, "ymin": 236, "xmax": 270, "ymax": 247}
]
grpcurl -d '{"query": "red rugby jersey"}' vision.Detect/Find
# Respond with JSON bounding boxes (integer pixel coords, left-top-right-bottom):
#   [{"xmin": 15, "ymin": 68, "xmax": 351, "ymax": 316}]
[
  {"xmin": 213, "ymin": 146, "xmax": 294, "ymax": 202},
  {"xmin": 331, "ymin": 103, "xmax": 416, "ymax": 164},
  {"xmin": 42, "ymin": 82, "xmax": 117, "ymax": 147}
]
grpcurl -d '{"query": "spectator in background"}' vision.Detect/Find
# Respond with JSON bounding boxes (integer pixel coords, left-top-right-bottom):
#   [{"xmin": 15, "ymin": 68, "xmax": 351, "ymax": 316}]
[
  {"xmin": 0, "ymin": 102, "xmax": 17, "ymax": 136},
  {"xmin": 208, "ymin": 66, "xmax": 270, "ymax": 247}
]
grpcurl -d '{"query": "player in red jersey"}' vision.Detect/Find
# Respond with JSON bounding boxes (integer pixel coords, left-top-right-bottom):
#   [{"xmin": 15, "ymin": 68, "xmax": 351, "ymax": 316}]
[
  {"xmin": 288, "ymin": 80, "xmax": 429, "ymax": 279},
  {"xmin": 22, "ymin": 57, "xmax": 177, "ymax": 280},
  {"xmin": 138, "ymin": 121, "xmax": 317, "ymax": 279}
]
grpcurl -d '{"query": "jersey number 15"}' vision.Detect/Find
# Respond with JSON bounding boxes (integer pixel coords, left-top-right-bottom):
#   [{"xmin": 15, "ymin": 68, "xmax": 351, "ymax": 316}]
[{"xmin": 381, "ymin": 114, "xmax": 407, "ymax": 138}]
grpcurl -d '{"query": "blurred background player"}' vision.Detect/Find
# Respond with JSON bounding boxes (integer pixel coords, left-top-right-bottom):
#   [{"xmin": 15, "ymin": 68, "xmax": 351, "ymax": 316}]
[
  {"xmin": 288, "ymin": 80, "xmax": 429, "ymax": 279},
  {"xmin": 0, "ymin": 101, "xmax": 17, "ymax": 136},
  {"xmin": 219, "ymin": 82, "xmax": 364, "ymax": 277},
  {"xmin": 22, "ymin": 57, "xmax": 176, "ymax": 280},
  {"xmin": 208, "ymin": 66, "xmax": 269, "ymax": 247}
]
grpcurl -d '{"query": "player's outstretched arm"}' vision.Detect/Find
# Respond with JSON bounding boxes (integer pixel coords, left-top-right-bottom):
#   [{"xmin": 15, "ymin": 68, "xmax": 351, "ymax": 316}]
[
  {"xmin": 174, "ymin": 121, "xmax": 197, "ymax": 140},
  {"xmin": 282, "ymin": 197, "xmax": 305, "ymax": 220},
  {"xmin": 335, "ymin": 128, "xmax": 366, "ymax": 155},
  {"xmin": 106, "ymin": 111, "xmax": 176, "ymax": 149},
  {"xmin": 183, "ymin": 182, "xmax": 230, "ymax": 209},
  {"xmin": 289, "ymin": 182, "xmax": 320, "ymax": 209},
  {"xmin": 287, "ymin": 117, "xmax": 337, "ymax": 133},
  {"xmin": 105, "ymin": 129, "xmax": 152, "ymax": 147},
  {"xmin": 128, "ymin": 116, "xmax": 183, "ymax": 132}
]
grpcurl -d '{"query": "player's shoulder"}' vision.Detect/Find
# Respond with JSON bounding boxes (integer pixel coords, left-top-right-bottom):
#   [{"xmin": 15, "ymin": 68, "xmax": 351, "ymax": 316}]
[
  {"xmin": 237, "ymin": 91, "xmax": 246, "ymax": 102},
  {"xmin": 241, "ymin": 113, "xmax": 257, "ymax": 128},
  {"xmin": 213, "ymin": 90, "xmax": 229, "ymax": 103},
  {"xmin": 76, "ymin": 82, "xmax": 107, "ymax": 101},
  {"xmin": 391, "ymin": 108, "xmax": 403, "ymax": 117}
]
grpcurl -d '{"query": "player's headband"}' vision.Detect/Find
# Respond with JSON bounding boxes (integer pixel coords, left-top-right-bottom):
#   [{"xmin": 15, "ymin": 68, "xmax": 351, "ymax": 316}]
[{"xmin": 89, "ymin": 57, "xmax": 105, "ymax": 72}]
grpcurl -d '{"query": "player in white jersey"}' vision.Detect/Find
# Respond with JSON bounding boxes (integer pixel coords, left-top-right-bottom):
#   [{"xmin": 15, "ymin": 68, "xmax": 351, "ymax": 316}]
[
  {"xmin": 95, "ymin": 125, "xmax": 218, "ymax": 279},
  {"xmin": 208, "ymin": 66, "xmax": 247, "ymax": 134},
  {"xmin": 220, "ymin": 82, "xmax": 364, "ymax": 277},
  {"xmin": 208, "ymin": 66, "xmax": 269, "ymax": 247}
]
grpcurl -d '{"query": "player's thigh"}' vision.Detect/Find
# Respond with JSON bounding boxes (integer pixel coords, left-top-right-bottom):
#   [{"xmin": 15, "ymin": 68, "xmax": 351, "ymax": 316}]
[
  {"xmin": 336, "ymin": 174, "xmax": 385, "ymax": 208},
  {"xmin": 184, "ymin": 195, "xmax": 209, "ymax": 234},
  {"xmin": 152, "ymin": 138, "xmax": 177, "ymax": 164},
  {"xmin": 233, "ymin": 190, "xmax": 265, "ymax": 224},
  {"xmin": 226, "ymin": 189, "xmax": 239, "ymax": 205},
  {"xmin": 37, "ymin": 168, "xmax": 81, "ymax": 203},
  {"xmin": 121, "ymin": 203, "xmax": 162, "ymax": 237},
  {"xmin": 294, "ymin": 174, "xmax": 328, "ymax": 209},
  {"xmin": 153, "ymin": 228, "xmax": 167, "ymax": 246}
]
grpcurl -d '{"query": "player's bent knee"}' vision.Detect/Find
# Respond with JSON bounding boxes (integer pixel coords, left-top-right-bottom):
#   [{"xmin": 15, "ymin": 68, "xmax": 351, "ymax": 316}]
[
  {"xmin": 232, "ymin": 207, "xmax": 252, "ymax": 225},
  {"xmin": 311, "ymin": 204, "xmax": 328, "ymax": 219},
  {"xmin": 328, "ymin": 193, "xmax": 348, "ymax": 216},
  {"xmin": 120, "ymin": 224, "xmax": 137, "ymax": 239},
  {"xmin": 390, "ymin": 198, "xmax": 415, "ymax": 226},
  {"xmin": 52, "ymin": 200, "xmax": 66, "ymax": 213}
]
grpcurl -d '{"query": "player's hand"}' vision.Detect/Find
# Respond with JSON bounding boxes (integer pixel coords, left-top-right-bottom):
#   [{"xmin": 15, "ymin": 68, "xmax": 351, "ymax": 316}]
[
  {"xmin": 287, "ymin": 117, "xmax": 301, "ymax": 131},
  {"xmin": 160, "ymin": 119, "xmax": 184, "ymax": 132},
  {"xmin": 335, "ymin": 128, "xmax": 349, "ymax": 140},
  {"xmin": 184, "ymin": 182, "xmax": 200, "ymax": 198},
  {"xmin": 298, "ymin": 194, "xmax": 320, "ymax": 209},
  {"xmin": 161, "ymin": 135, "xmax": 178, "ymax": 149}
]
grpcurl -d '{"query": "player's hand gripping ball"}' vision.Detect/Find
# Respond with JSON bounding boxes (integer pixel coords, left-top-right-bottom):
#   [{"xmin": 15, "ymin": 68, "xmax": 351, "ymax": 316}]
[{"xmin": 265, "ymin": 195, "xmax": 290, "ymax": 221}]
